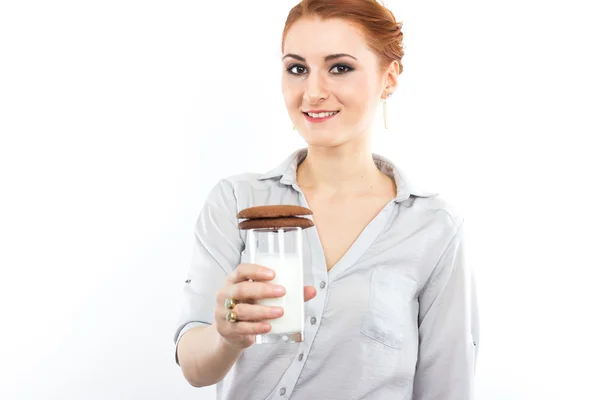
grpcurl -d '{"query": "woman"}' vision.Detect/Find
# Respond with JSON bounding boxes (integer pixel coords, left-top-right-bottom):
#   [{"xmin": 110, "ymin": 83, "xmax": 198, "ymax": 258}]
[{"xmin": 174, "ymin": 0, "xmax": 479, "ymax": 399}]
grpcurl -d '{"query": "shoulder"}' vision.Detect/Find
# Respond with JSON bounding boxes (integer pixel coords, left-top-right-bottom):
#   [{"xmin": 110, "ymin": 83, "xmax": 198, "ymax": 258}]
[
  {"xmin": 408, "ymin": 194, "xmax": 465, "ymax": 236},
  {"xmin": 217, "ymin": 172, "xmax": 280, "ymax": 193},
  {"xmin": 204, "ymin": 172, "xmax": 282, "ymax": 208}
]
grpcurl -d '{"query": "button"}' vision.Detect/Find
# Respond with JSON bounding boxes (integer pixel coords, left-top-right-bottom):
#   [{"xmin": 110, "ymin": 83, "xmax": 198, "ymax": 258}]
[
  {"xmin": 310, "ymin": 316, "xmax": 317, "ymax": 325},
  {"xmin": 279, "ymin": 388, "xmax": 286, "ymax": 395},
  {"xmin": 298, "ymin": 353, "xmax": 304, "ymax": 361},
  {"xmin": 319, "ymin": 281, "xmax": 326, "ymax": 289}
]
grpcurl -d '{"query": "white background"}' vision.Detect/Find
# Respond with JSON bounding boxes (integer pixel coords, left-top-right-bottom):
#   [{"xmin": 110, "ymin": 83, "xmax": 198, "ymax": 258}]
[{"xmin": 1, "ymin": 0, "xmax": 599, "ymax": 399}]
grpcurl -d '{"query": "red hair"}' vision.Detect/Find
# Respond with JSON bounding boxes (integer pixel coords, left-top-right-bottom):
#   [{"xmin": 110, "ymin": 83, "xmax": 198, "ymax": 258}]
[{"xmin": 282, "ymin": 0, "xmax": 405, "ymax": 74}]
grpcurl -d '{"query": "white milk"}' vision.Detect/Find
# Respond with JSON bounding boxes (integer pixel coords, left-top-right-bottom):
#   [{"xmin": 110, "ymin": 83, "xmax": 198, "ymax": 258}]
[{"xmin": 254, "ymin": 252, "xmax": 304, "ymax": 334}]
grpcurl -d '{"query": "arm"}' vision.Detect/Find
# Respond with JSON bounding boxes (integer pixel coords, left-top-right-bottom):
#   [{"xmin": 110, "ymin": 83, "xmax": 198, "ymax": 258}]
[
  {"xmin": 173, "ymin": 179, "xmax": 245, "ymax": 387},
  {"xmin": 414, "ymin": 222, "xmax": 479, "ymax": 399},
  {"xmin": 176, "ymin": 325, "xmax": 244, "ymax": 387}
]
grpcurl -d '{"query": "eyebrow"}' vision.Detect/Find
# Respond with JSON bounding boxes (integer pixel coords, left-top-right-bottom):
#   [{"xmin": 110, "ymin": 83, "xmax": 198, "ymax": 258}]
[{"xmin": 282, "ymin": 53, "xmax": 358, "ymax": 62}]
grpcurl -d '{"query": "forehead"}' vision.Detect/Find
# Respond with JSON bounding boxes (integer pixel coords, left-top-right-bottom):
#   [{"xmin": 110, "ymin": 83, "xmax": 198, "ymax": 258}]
[{"xmin": 283, "ymin": 17, "xmax": 373, "ymax": 61}]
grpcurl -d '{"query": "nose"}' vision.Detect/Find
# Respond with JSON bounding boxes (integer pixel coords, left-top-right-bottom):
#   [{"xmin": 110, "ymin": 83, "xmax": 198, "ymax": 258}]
[{"xmin": 303, "ymin": 71, "xmax": 328, "ymax": 105}]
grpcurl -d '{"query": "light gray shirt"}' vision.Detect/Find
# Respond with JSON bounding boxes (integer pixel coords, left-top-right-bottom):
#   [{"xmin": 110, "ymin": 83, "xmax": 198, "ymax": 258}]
[{"xmin": 174, "ymin": 148, "xmax": 479, "ymax": 400}]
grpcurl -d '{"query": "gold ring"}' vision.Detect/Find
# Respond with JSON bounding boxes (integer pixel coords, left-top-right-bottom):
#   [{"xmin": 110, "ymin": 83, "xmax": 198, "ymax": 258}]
[
  {"xmin": 225, "ymin": 297, "xmax": 238, "ymax": 310},
  {"xmin": 225, "ymin": 310, "xmax": 238, "ymax": 323}
]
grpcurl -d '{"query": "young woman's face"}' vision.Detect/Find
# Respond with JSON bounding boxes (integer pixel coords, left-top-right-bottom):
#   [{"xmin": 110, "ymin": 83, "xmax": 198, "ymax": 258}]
[{"xmin": 282, "ymin": 17, "xmax": 396, "ymax": 148}]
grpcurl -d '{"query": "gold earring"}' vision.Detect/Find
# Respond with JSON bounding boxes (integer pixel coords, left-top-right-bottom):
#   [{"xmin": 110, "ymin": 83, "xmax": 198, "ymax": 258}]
[
  {"xmin": 383, "ymin": 92, "xmax": 393, "ymax": 129},
  {"xmin": 383, "ymin": 97, "xmax": 389, "ymax": 130}
]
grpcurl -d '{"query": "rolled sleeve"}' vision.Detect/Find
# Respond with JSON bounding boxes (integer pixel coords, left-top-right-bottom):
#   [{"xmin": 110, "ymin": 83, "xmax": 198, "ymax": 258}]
[
  {"xmin": 414, "ymin": 221, "xmax": 479, "ymax": 399},
  {"xmin": 173, "ymin": 179, "xmax": 244, "ymax": 365}
]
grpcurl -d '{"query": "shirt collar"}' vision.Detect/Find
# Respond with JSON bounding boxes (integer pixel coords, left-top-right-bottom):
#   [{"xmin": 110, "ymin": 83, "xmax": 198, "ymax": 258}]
[{"xmin": 257, "ymin": 148, "xmax": 437, "ymax": 203}]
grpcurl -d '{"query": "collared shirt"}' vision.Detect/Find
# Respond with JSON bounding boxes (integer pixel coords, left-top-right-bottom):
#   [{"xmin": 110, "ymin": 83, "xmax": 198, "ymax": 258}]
[{"xmin": 174, "ymin": 148, "xmax": 479, "ymax": 400}]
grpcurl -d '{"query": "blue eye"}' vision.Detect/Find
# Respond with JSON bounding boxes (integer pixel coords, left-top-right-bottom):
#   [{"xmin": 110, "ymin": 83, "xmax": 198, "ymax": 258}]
[
  {"xmin": 287, "ymin": 64, "xmax": 308, "ymax": 75},
  {"xmin": 330, "ymin": 64, "xmax": 354, "ymax": 74}
]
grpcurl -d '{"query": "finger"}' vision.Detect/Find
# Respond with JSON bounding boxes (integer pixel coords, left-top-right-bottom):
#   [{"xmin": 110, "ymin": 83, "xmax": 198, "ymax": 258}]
[
  {"xmin": 216, "ymin": 289, "xmax": 257, "ymax": 306},
  {"xmin": 225, "ymin": 321, "xmax": 272, "ymax": 336},
  {"xmin": 229, "ymin": 263, "xmax": 276, "ymax": 284},
  {"xmin": 303, "ymin": 286, "xmax": 317, "ymax": 302},
  {"xmin": 230, "ymin": 281, "xmax": 286, "ymax": 301},
  {"xmin": 232, "ymin": 303, "xmax": 284, "ymax": 322}
]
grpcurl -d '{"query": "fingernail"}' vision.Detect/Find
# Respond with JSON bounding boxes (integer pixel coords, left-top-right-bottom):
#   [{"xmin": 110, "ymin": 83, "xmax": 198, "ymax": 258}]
[
  {"xmin": 264, "ymin": 270, "xmax": 275, "ymax": 278},
  {"xmin": 274, "ymin": 285, "xmax": 285, "ymax": 295}
]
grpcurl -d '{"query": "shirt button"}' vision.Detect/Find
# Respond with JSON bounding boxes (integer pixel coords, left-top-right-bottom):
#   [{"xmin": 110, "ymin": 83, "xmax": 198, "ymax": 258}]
[
  {"xmin": 279, "ymin": 388, "xmax": 286, "ymax": 395},
  {"xmin": 298, "ymin": 353, "xmax": 304, "ymax": 361},
  {"xmin": 319, "ymin": 281, "xmax": 326, "ymax": 289},
  {"xmin": 310, "ymin": 316, "xmax": 317, "ymax": 325}
]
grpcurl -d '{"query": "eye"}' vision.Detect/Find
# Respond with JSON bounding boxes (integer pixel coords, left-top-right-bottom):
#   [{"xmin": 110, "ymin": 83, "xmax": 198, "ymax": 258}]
[
  {"xmin": 330, "ymin": 64, "xmax": 354, "ymax": 75},
  {"xmin": 287, "ymin": 64, "xmax": 308, "ymax": 75}
]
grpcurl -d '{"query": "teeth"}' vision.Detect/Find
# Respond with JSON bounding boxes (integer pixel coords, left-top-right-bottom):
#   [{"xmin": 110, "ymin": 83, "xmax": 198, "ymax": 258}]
[{"xmin": 307, "ymin": 111, "xmax": 337, "ymax": 118}]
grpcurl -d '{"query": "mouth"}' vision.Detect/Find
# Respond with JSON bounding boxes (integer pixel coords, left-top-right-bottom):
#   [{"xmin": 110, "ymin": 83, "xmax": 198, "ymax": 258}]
[{"xmin": 302, "ymin": 110, "xmax": 340, "ymax": 123}]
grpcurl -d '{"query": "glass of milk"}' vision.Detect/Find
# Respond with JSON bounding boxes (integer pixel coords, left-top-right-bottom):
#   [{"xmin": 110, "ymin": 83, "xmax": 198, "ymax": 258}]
[{"xmin": 246, "ymin": 227, "xmax": 305, "ymax": 344}]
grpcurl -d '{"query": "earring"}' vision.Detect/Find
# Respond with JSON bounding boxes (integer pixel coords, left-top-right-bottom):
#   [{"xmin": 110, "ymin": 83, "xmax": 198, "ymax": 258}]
[
  {"xmin": 293, "ymin": 125, "xmax": 296, "ymax": 130},
  {"xmin": 383, "ymin": 92, "xmax": 393, "ymax": 130},
  {"xmin": 383, "ymin": 96, "xmax": 389, "ymax": 130}
]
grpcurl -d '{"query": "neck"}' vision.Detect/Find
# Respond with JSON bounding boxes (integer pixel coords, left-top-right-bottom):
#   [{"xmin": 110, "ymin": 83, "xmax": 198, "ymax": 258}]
[{"xmin": 297, "ymin": 140, "xmax": 385, "ymax": 195}]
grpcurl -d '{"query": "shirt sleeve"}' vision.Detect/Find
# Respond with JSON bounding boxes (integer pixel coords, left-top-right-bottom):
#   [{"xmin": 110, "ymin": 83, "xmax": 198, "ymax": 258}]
[
  {"xmin": 413, "ymin": 221, "xmax": 479, "ymax": 399},
  {"xmin": 173, "ymin": 179, "xmax": 244, "ymax": 365}
]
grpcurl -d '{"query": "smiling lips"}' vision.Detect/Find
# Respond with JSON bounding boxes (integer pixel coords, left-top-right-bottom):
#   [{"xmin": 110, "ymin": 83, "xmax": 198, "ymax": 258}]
[{"xmin": 303, "ymin": 110, "xmax": 340, "ymax": 123}]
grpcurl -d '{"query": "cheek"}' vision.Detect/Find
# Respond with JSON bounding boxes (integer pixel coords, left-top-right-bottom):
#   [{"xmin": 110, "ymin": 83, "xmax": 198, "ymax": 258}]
[
  {"xmin": 335, "ymin": 76, "xmax": 373, "ymax": 111},
  {"xmin": 282, "ymin": 75, "xmax": 301, "ymax": 93}
]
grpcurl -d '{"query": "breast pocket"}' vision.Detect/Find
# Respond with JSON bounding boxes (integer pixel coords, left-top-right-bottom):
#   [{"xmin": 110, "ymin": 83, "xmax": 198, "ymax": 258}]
[{"xmin": 360, "ymin": 268, "xmax": 418, "ymax": 349}]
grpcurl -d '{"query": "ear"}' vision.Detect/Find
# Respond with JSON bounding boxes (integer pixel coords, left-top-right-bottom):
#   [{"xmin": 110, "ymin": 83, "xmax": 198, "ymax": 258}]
[{"xmin": 382, "ymin": 60, "xmax": 400, "ymax": 98}]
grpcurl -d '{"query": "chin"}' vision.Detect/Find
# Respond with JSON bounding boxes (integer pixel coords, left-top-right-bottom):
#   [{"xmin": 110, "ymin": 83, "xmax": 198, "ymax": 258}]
[{"xmin": 299, "ymin": 130, "xmax": 349, "ymax": 148}]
